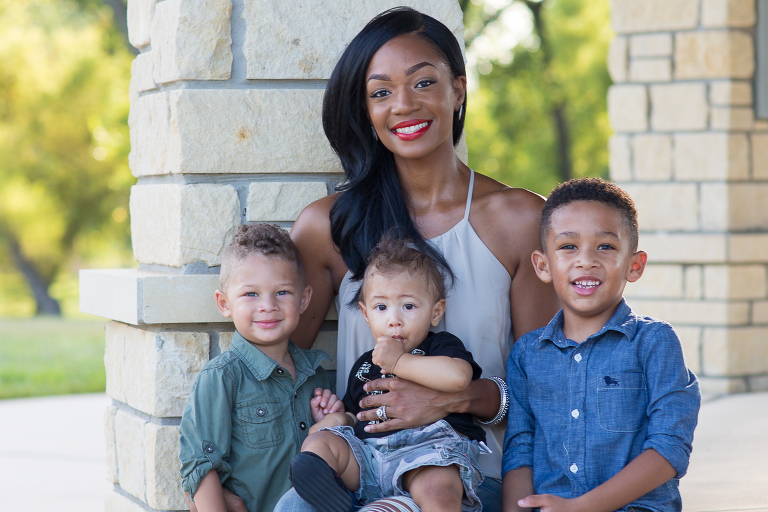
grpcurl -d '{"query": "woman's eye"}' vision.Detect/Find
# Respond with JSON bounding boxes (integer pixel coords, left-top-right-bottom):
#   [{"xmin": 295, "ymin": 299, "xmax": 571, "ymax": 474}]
[
  {"xmin": 415, "ymin": 79, "xmax": 435, "ymax": 88},
  {"xmin": 370, "ymin": 89, "xmax": 390, "ymax": 99}
]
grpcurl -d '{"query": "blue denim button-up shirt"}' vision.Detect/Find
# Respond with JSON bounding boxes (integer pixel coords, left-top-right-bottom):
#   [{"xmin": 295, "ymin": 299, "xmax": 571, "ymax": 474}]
[
  {"xmin": 503, "ymin": 300, "xmax": 700, "ymax": 512},
  {"xmin": 180, "ymin": 331, "xmax": 331, "ymax": 512}
]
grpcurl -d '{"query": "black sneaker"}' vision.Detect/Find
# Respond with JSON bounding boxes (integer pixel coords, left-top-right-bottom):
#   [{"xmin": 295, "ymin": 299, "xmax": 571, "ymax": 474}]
[{"xmin": 290, "ymin": 451, "xmax": 353, "ymax": 512}]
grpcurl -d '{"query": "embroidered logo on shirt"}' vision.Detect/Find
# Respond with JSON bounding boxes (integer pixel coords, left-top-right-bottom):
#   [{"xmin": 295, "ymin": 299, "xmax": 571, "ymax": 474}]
[{"xmin": 604, "ymin": 376, "xmax": 621, "ymax": 386}]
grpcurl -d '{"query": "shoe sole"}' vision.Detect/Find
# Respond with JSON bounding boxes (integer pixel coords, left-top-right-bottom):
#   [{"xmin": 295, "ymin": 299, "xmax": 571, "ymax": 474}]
[{"xmin": 290, "ymin": 452, "xmax": 353, "ymax": 512}]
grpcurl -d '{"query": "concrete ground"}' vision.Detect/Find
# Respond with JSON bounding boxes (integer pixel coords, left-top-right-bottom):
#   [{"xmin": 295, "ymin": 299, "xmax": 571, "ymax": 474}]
[{"xmin": 0, "ymin": 392, "xmax": 765, "ymax": 512}]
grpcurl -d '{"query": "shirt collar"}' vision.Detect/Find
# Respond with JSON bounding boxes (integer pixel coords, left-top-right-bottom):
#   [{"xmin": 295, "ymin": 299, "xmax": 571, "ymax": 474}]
[
  {"xmin": 537, "ymin": 299, "xmax": 637, "ymax": 348},
  {"xmin": 229, "ymin": 331, "xmax": 329, "ymax": 381}
]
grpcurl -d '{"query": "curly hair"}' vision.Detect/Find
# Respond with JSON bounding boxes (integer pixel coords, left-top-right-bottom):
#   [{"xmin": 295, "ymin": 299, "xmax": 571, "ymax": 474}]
[
  {"xmin": 540, "ymin": 177, "xmax": 639, "ymax": 252},
  {"xmin": 220, "ymin": 223, "xmax": 305, "ymax": 290},
  {"xmin": 359, "ymin": 234, "xmax": 446, "ymax": 304}
]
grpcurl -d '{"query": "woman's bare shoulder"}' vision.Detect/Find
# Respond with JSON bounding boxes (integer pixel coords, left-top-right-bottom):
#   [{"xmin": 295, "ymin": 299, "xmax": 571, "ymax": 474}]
[
  {"xmin": 472, "ymin": 173, "xmax": 546, "ymax": 230},
  {"xmin": 291, "ymin": 193, "xmax": 343, "ymax": 267}
]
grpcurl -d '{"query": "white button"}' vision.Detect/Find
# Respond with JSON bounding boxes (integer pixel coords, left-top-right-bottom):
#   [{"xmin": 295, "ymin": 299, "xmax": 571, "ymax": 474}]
[
  {"xmin": 571, "ymin": 409, "xmax": 580, "ymax": 419},
  {"xmin": 570, "ymin": 464, "xmax": 578, "ymax": 473},
  {"xmin": 574, "ymin": 354, "xmax": 582, "ymax": 362}
]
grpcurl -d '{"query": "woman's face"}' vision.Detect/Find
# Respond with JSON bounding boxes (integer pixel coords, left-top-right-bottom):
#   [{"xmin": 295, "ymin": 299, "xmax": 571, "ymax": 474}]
[{"xmin": 364, "ymin": 33, "xmax": 466, "ymax": 162}]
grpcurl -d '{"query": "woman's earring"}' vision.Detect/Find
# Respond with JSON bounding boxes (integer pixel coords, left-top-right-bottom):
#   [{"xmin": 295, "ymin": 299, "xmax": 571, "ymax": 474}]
[
  {"xmin": 458, "ymin": 104, "xmax": 464, "ymax": 120},
  {"xmin": 371, "ymin": 126, "xmax": 378, "ymax": 141}
]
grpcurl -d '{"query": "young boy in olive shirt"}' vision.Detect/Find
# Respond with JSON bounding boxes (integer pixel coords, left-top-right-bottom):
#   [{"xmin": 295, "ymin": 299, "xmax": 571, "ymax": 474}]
[{"xmin": 179, "ymin": 224, "xmax": 344, "ymax": 512}]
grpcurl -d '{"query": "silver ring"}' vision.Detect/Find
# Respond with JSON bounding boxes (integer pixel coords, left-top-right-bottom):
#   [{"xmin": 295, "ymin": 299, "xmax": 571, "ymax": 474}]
[{"xmin": 376, "ymin": 405, "xmax": 388, "ymax": 422}]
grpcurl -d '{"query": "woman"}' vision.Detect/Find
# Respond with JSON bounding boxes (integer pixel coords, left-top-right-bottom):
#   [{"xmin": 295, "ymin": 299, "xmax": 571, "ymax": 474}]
[{"xmin": 280, "ymin": 7, "xmax": 559, "ymax": 512}]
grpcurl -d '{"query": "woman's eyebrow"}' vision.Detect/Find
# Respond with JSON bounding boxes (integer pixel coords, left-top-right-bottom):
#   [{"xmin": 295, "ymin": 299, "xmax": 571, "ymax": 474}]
[{"xmin": 367, "ymin": 62, "xmax": 437, "ymax": 82}]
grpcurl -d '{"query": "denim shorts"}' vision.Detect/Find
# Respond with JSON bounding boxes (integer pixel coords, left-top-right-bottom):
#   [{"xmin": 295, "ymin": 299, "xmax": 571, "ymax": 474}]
[{"xmin": 323, "ymin": 419, "xmax": 488, "ymax": 512}]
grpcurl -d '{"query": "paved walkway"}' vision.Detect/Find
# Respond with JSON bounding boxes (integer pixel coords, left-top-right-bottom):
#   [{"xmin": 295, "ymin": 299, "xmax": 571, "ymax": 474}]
[{"xmin": 0, "ymin": 392, "xmax": 765, "ymax": 511}]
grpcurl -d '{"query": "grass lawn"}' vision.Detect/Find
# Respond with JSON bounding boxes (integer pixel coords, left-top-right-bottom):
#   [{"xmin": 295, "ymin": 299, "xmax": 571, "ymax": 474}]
[{"xmin": 0, "ymin": 317, "xmax": 106, "ymax": 399}]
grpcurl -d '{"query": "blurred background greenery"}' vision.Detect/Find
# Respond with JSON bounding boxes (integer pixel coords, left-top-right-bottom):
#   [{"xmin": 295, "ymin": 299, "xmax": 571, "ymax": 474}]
[{"xmin": 0, "ymin": 0, "xmax": 610, "ymax": 397}]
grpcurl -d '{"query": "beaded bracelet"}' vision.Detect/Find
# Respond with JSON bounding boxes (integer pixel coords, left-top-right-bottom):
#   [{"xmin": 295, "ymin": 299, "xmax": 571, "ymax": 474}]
[{"xmin": 476, "ymin": 376, "xmax": 509, "ymax": 426}]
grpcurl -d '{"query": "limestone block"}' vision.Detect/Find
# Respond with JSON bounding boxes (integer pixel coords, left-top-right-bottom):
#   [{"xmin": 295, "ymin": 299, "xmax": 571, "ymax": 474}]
[
  {"xmin": 747, "ymin": 375, "xmax": 768, "ymax": 391},
  {"xmin": 129, "ymin": 53, "xmax": 156, "ymax": 96},
  {"xmin": 608, "ymin": 85, "xmax": 648, "ymax": 133},
  {"xmin": 754, "ymin": 120, "xmax": 768, "ymax": 132},
  {"xmin": 243, "ymin": 0, "xmax": 464, "ymax": 79},
  {"xmin": 609, "ymin": 135, "xmax": 632, "ymax": 181},
  {"xmin": 105, "ymin": 322, "xmax": 209, "ymax": 417},
  {"xmin": 632, "ymin": 134, "xmax": 671, "ymax": 181},
  {"xmin": 151, "ymin": 0, "xmax": 232, "ymax": 83},
  {"xmin": 685, "ymin": 265, "xmax": 703, "ymax": 299},
  {"xmin": 710, "ymin": 106, "xmax": 754, "ymax": 130},
  {"xmin": 626, "ymin": 298, "xmax": 749, "ymax": 326},
  {"xmin": 105, "ymin": 490, "xmax": 149, "ymax": 512},
  {"xmin": 130, "ymin": 183, "xmax": 240, "ymax": 267},
  {"xmin": 630, "ymin": 34, "xmax": 673, "ymax": 57},
  {"xmin": 246, "ymin": 182, "xmax": 328, "ymax": 222},
  {"xmin": 80, "ymin": 269, "xmax": 228, "ymax": 325},
  {"xmin": 701, "ymin": 183, "xmax": 768, "ymax": 231},
  {"xmin": 622, "ymin": 183, "xmax": 698, "ymax": 231},
  {"xmin": 702, "ymin": 0, "xmax": 756, "ymax": 27},
  {"xmin": 703, "ymin": 265, "xmax": 767, "ymax": 299},
  {"xmin": 674, "ymin": 31, "xmax": 755, "ymax": 80},
  {"xmin": 751, "ymin": 300, "xmax": 768, "ymax": 324},
  {"xmin": 629, "ymin": 58, "xmax": 671, "ymax": 82},
  {"xmin": 752, "ymin": 134, "xmax": 768, "ymax": 179},
  {"xmin": 607, "ymin": 36, "xmax": 628, "ymax": 83},
  {"xmin": 129, "ymin": 89, "xmax": 340, "ymax": 176},
  {"xmin": 698, "ymin": 376, "xmax": 748, "ymax": 393},
  {"xmin": 127, "ymin": 0, "xmax": 156, "ymax": 49},
  {"xmin": 114, "ymin": 410, "xmax": 147, "ymax": 502},
  {"xmin": 218, "ymin": 331, "xmax": 234, "ymax": 352},
  {"xmin": 650, "ymin": 83, "xmax": 708, "ymax": 131},
  {"xmin": 104, "ymin": 406, "xmax": 119, "ymax": 484},
  {"xmin": 639, "ymin": 234, "xmax": 727, "ymax": 263},
  {"xmin": 703, "ymin": 326, "xmax": 768, "ymax": 375},
  {"xmin": 611, "ymin": 0, "xmax": 699, "ymax": 33},
  {"xmin": 709, "ymin": 80, "xmax": 753, "ymax": 105},
  {"xmin": 728, "ymin": 234, "xmax": 768, "ymax": 263},
  {"xmin": 673, "ymin": 133, "xmax": 749, "ymax": 181},
  {"xmin": 313, "ymin": 330, "xmax": 338, "ymax": 371},
  {"xmin": 675, "ymin": 326, "xmax": 702, "ymax": 374},
  {"xmin": 623, "ymin": 264, "xmax": 683, "ymax": 298},
  {"xmin": 145, "ymin": 423, "xmax": 185, "ymax": 510}
]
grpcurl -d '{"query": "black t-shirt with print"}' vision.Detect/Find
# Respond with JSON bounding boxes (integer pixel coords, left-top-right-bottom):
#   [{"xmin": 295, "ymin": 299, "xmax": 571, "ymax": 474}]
[{"xmin": 342, "ymin": 331, "xmax": 486, "ymax": 442}]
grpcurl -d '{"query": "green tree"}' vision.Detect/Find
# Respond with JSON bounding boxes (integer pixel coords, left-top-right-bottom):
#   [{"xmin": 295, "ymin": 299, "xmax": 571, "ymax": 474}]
[
  {"xmin": 460, "ymin": 0, "xmax": 613, "ymax": 196},
  {"xmin": 0, "ymin": 0, "xmax": 134, "ymax": 315}
]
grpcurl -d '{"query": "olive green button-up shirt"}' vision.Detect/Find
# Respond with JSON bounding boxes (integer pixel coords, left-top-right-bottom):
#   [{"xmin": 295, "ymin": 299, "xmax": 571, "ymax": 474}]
[{"xmin": 179, "ymin": 331, "xmax": 331, "ymax": 512}]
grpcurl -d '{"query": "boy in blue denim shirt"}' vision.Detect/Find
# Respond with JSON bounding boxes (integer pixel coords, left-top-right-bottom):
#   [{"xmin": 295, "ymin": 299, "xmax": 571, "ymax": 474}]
[
  {"xmin": 503, "ymin": 178, "xmax": 700, "ymax": 512},
  {"xmin": 179, "ymin": 224, "xmax": 344, "ymax": 512}
]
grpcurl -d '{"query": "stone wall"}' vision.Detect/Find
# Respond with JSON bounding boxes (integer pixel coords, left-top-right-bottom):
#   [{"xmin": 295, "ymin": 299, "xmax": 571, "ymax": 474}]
[
  {"xmin": 608, "ymin": 0, "xmax": 768, "ymax": 393},
  {"xmin": 80, "ymin": 1, "xmax": 465, "ymax": 510}
]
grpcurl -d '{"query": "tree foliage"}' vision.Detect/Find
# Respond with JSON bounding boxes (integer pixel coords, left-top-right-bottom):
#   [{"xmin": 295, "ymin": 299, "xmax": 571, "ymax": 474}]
[
  {"xmin": 461, "ymin": 0, "xmax": 613, "ymax": 196},
  {"xmin": 0, "ymin": 0, "xmax": 134, "ymax": 315}
]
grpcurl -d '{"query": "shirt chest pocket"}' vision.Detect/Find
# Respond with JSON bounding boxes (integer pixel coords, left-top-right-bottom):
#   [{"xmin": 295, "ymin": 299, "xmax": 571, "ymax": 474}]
[
  {"xmin": 236, "ymin": 397, "xmax": 285, "ymax": 449},
  {"xmin": 596, "ymin": 370, "xmax": 648, "ymax": 433}
]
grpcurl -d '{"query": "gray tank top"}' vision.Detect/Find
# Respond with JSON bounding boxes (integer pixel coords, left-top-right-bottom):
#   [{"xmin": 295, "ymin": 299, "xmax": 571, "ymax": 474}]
[{"xmin": 334, "ymin": 170, "xmax": 513, "ymax": 480}]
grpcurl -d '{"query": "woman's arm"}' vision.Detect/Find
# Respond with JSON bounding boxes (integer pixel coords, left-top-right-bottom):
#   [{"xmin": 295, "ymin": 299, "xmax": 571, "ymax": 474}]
[
  {"xmin": 290, "ymin": 194, "xmax": 347, "ymax": 350},
  {"xmin": 354, "ymin": 376, "xmax": 500, "ymax": 433}
]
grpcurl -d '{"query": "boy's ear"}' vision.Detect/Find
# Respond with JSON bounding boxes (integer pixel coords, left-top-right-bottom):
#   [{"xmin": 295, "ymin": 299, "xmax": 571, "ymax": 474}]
[
  {"xmin": 214, "ymin": 289, "xmax": 232, "ymax": 318},
  {"xmin": 358, "ymin": 301, "xmax": 370, "ymax": 325},
  {"xmin": 299, "ymin": 285, "xmax": 313, "ymax": 314},
  {"xmin": 431, "ymin": 299, "xmax": 446, "ymax": 327},
  {"xmin": 626, "ymin": 250, "xmax": 647, "ymax": 283},
  {"xmin": 531, "ymin": 250, "xmax": 552, "ymax": 283}
]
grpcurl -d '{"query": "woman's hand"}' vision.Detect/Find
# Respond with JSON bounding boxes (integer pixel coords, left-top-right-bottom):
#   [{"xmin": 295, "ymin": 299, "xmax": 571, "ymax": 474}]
[{"xmin": 357, "ymin": 377, "xmax": 445, "ymax": 433}]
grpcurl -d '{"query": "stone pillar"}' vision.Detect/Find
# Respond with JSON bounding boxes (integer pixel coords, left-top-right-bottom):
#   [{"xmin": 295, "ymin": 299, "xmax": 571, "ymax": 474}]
[
  {"xmin": 80, "ymin": 1, "xmax": 464, "ymax": 510},
  {"xmin": 608, "ymin": 0, "xmax": 768, "ymax": 393}
]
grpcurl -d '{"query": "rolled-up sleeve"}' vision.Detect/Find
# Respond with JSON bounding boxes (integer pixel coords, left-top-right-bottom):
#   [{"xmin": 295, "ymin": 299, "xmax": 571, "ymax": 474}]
[
  {"xmin": 640, "ymin": 323, "xmax": 701, "ymax": 478},
  {"xmin": 179, "ymin": 367, "xmax": 234, "ymax": 499},
  {"xmin": 503, "ymin": 340, "xmax": 534, "ymax": 476}
]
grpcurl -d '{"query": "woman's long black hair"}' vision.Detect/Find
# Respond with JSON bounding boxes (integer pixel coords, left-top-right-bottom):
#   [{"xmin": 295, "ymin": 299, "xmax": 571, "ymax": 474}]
[{"xmin": 323, "ymin": 7, "xmax": 467, "ymax": 289}]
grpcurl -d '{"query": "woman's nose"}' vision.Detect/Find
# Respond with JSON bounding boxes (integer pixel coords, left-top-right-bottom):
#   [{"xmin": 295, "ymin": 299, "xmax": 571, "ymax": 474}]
[{"xmin": 392, "ymin": 87, "xmax": 417, "ymax": 114}]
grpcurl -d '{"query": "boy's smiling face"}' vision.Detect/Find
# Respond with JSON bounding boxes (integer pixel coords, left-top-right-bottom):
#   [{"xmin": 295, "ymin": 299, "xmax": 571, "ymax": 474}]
[
  {"xmin": 215, "ymin": 254, "xmax": 311, "ymax": 356},
  {"xmin": 532, "ymin": 200, "xmax": 647, "ymax": 342}
]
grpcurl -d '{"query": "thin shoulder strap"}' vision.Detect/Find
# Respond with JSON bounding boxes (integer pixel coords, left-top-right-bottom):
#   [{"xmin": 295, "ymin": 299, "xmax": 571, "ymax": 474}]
[{"xmin": 463, "ymin": 169, "xmax": 475, "ymax": 220}]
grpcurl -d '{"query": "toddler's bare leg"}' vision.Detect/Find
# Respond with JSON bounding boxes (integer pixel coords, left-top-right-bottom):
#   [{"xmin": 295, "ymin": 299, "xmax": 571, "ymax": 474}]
[
  {"xmin": 402, "ymin": 465, "xmax": 463, "ymax": 512},
  {"xmin": 301, "ymin": 430, "xmax": 361, "ymax": 491}
]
